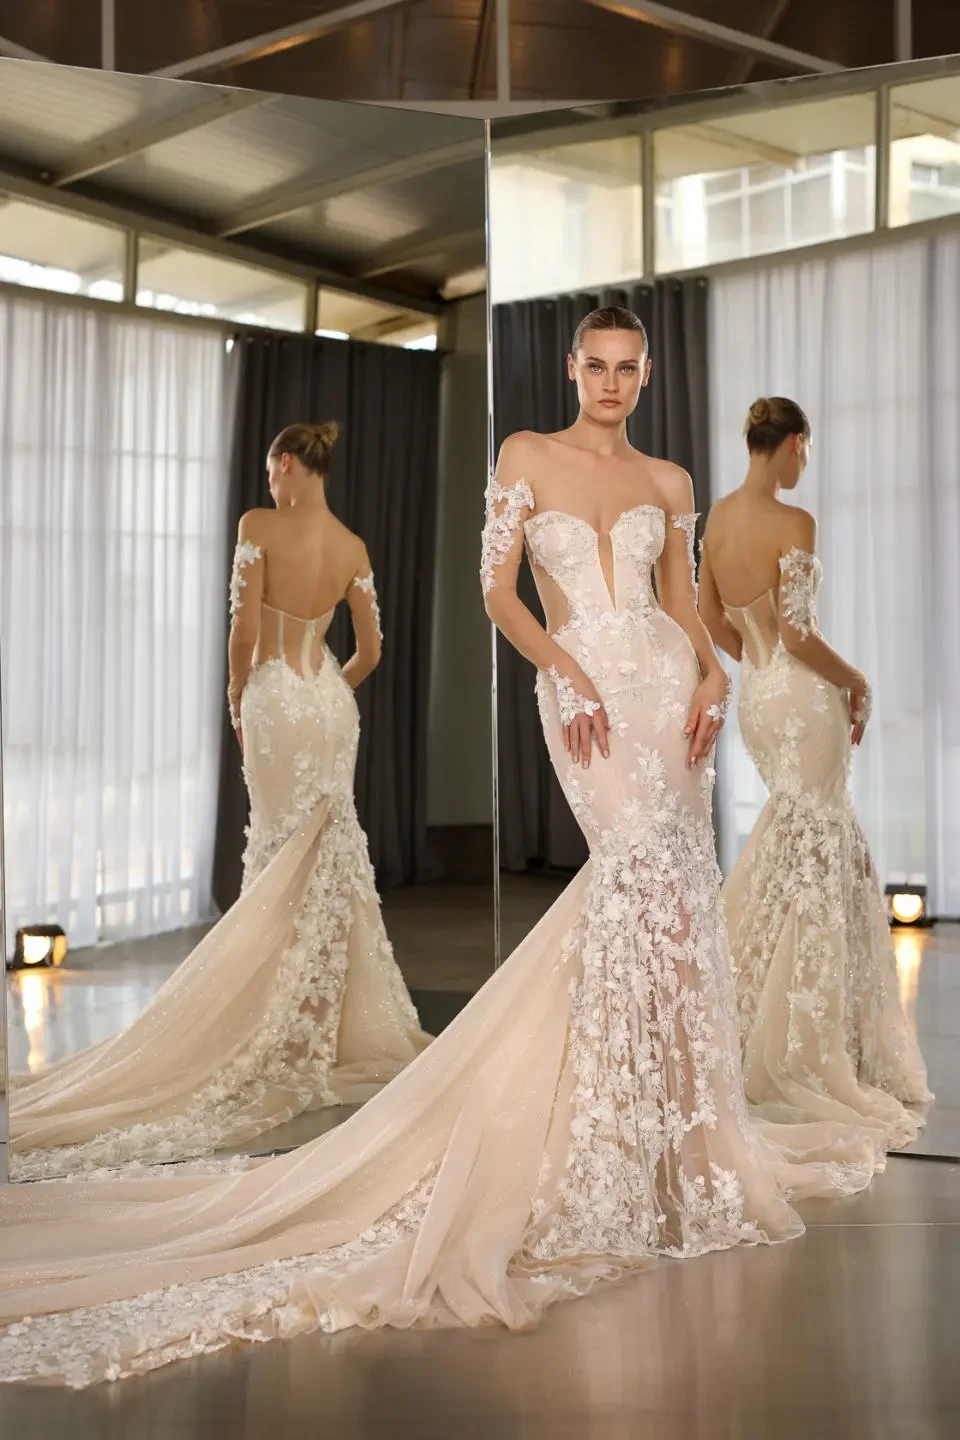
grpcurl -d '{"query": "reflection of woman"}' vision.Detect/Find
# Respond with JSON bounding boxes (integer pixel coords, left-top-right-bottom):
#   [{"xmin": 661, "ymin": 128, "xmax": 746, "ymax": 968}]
[
  {"xmin": 698, "ymin": 397, "xmax": 930, "ymax": 1146},
  {"xmin": 0, "ymin": 320, "xmax": 880, "ymax": 1390},
  {"xmin": 8, "ymin": 422, "xmax": 429, "ymax": 1180}
]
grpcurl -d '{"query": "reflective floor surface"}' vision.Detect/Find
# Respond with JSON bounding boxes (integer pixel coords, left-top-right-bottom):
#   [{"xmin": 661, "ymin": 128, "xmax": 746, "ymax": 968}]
[
  {"xmin": 0, "ymin": 1156, "xmax": 956, "ymax": 1438},
  {"xmin": 6, "ymin": 912, "xmax": 958, "ymax": 1161}
]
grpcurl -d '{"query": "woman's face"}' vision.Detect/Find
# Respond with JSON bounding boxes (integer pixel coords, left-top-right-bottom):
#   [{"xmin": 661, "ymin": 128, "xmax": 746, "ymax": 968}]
[{"xmin": 567, "ymin": 328, "xmax": 651, "ymax": 424}]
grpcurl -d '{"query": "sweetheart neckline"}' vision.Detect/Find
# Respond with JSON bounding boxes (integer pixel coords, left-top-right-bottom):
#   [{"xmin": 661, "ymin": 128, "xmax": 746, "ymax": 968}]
[{"xmin": 524, "ymin": 502, "xmax": 666, "ymax": 539}]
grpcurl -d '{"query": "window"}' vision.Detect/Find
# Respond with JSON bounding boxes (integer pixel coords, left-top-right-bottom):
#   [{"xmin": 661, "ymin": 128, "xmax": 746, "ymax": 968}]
[
  {"xmin": 889, "ymin": 76, "xmax": 960, "ymax": 227},
  {"xmin": 0, "ymin": 199, "xmax": 125, "ymax": 299},
  {"xmin": 654, "ymin": 94, "xmax": 876, "ymax": 271},
  {"xmin": 488, "ymin": 134, "xmax": 643, "ymax": 302},
  {"xmin": 136, "ymin": 240, "xmax": 307, "ymax": 330}
]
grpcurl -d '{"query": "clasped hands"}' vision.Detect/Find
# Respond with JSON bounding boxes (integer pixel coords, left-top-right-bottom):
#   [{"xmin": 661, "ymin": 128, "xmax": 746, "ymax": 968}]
[{"xmin": 558, "ymin": 665, "xmax": 730, "ymax": 771}]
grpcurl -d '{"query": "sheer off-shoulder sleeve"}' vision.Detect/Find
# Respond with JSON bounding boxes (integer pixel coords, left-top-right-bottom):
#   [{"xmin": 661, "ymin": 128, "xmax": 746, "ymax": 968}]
[
  {"xmin": 778, "ymin": 547, "xmax": 822, "ymax": 642},
  {"xmin": 656, "ymin": 510, "xmax": 700, "ymax": 610},
  {"xmin": 348, "ymin": 569, "xmax": 382, "ymax": 642},
  {"xmin": 227, "ymin": 539, "xmax": 264, "ymax": 726},
  {"xmin": 480, "ymin": 476, "xmax": 535, "ymax": 598},
  {"xmin": 229, "ymin": 540, "xmax": 264, "ymax": 621}
]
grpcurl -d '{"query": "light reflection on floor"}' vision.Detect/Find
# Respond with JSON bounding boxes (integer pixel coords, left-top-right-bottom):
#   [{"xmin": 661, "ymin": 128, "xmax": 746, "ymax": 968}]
[{"xmin": 4, "ymin": 911, "xmax": 958, "ymax": 1160}]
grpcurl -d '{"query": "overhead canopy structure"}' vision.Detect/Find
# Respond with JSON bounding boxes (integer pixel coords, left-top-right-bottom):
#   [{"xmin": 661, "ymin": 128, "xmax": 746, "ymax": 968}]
[{"xmin": 0, "ymin": 59, "xmax": 486, "ymax": 336}]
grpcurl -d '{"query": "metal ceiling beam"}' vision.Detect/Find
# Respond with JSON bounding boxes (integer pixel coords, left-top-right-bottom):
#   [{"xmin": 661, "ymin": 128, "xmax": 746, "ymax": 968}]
[
  {"xmin": 47, "ymin": 91, "xmax": 274, "ymax": 188},
  {"xmin": 102, "ymin": 0, "xmax": 116, "ymax": 70},
  {"xmin": 583, "ymin": 0, "xmax": 844, "ymax": 74},
  {"xmin": 892, "ymin": 101, "xmax": 958, "ymax": 143},
  {"xmin": 469, "ymin": 0, "xmax": 495, "ymax": 100},
  {"xmin": 683, "ymin": 122, "xmax": 800, "ymax": 169},
  {"xmin": 0, "ymin": 158, "xmax": 443, "ymax": 314},
  {"xmin": 725, "ymin": 0, "xmax": 793, "ymax": 87},
  {"xmin": 217, "ymin": 136, "xmax": 485, "ymax": 238},
  {"xmin": 360, "ymin": 224, "xmax": 486, "ymax": 277},
  {"xmin": 496, "ymin": 0, "xmax": 511, "ymax": 102},
  {"xmin": 896, "ymin": 0, "xmax": 912, "ymax": 62},
  {"xmin": 150, "ymin": 0, "xmax": 417, "ymax": 80},
  {"xmin": 391, "ymin": 8, "xmax": 406, "ymax": 99},
  {"xmin": 0, "ymin": 33, "xmax": 52, "ymax": 62}
]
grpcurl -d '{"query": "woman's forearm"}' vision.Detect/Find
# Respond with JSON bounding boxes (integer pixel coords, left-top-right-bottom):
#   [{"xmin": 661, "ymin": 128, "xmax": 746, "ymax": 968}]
[
  {"xmin": 486, "ymin": 591, "xmax": 595, "ymax": 688},
  {"xmin": 785, "ymin": 632, "xmax": 862, "ymax": 691},
  {"xmin": 227, "ymin": 627, "xmax": 257, "ymax": 719},
  {"xmin": 341, "ymin": 650, "xmax": 379, "ymax": 689}
]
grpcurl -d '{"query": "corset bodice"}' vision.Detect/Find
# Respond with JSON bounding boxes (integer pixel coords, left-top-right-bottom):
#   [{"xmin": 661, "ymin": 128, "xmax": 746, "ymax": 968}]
[
  {"xmin": 255, "ymin": 602, "xmax": 336, "ymax": 681},
  {"xmin": 523, "ymin": 504, "xmax": 664, "ymax": 632}
]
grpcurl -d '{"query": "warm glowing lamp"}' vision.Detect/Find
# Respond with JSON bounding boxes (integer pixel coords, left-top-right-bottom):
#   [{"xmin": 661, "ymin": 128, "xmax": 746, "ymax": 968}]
[
  {"xmin": 8, "ymin": 925, "xmax": 68, "ymax": 971},
  {"xmin": 884, "ymin": 883, "xmax": 929, "ymax": 928}
]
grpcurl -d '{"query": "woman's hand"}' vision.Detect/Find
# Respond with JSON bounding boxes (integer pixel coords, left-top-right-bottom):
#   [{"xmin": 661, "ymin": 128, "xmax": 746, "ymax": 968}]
[
  {"xmin": 552, "ymin": 667, "xmax": 609, "ymax": 770},
  {"xmin": 229, "ymin": 690, "xmax": 244, "ymax": 755},
  {"xmin": 685, "ymin": 667, "xmax": 730, "ymax": 768},
  {"xmin": 849, "ymin": 670, "xmax": 871, "ymax": 747}
]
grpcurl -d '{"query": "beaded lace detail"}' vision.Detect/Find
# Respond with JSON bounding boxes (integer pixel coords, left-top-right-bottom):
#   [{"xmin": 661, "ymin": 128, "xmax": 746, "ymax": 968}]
[
  {"xmin": 778, "ymin": 547, "xmax": 821, "ymax": 638},
  {"xmin": 230, "ymin": 540, "xmax": 263, "ymax": 617},
  {"xmin": 350, "ymin": 572, "xmax": 382, "ymax": 640}
]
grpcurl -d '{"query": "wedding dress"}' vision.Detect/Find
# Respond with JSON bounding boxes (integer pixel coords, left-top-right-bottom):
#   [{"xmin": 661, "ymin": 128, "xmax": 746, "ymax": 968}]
[
  {"xmin": 0, "ymin": 488, "xmax": 883, "ymax": 1388},
  {"xmin": 720, "ymin": 549, "xmax": 930, "ymax": 1144},
  {"xmin": 5, "ymin": 545, "xmax": 429, "ymax": 1181}
]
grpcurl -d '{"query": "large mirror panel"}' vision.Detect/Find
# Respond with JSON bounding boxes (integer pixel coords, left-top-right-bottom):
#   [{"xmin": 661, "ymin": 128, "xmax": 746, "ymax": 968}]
[
  {"xmin": 488, "ymin": 58, "xmax": 960, "ymax": 1161},
  {"xmin": 0, "ymin": 62, "xmax": 491, "ymax": 1180}
]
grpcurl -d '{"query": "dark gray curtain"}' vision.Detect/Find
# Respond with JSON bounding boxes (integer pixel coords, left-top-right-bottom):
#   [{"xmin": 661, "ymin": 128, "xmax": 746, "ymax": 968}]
[
  {"xmin": 492, "ymin": 278, "xmax": 711, "ymax": 873},
  {"xmin": 212, "ymin": 331, "xmax": 441, "ymax": 911}
]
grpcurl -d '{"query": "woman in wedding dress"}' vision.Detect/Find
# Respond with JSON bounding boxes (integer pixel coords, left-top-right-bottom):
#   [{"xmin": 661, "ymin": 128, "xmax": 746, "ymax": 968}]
[
  {"xmin": 697, "ymin": 396, "xmax": 930, "ymax": 1146},
  {"xmin": 6, "ymin": 421, "xmax": 429, "ymax": 1181},
  {"xmin": 0, "ymin": 314, "xmax": 884, "ymax": 1389}
]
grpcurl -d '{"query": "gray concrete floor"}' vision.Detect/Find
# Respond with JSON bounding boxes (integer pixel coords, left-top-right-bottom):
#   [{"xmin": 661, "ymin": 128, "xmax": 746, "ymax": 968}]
[{"xmin": 0, "ymin": 1157, "xmax": 956, "ymax": 1437}]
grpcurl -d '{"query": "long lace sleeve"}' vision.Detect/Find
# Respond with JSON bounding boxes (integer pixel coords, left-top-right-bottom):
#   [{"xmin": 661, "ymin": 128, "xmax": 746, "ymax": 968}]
[
  {"xmin": 778, "ymin": 547, "xmax": 822, "ymax": 642},
  {"xmin": 671, "ymin": 511, "xmax": 700, "ymax": 597},
  {"xmin": 342, "ymin": 562, "xmax": 382, "ymax": 689},
  {"xmin": 349, "ymin": 571, "xmax": 382, "ymax": 642},
  {"xmin": 227, "ymin": 539, "xmax": 264, "ymax": 726},
  {"xmin": 480, "ymin": 476, "xmax": 535, "ymax": 597}
]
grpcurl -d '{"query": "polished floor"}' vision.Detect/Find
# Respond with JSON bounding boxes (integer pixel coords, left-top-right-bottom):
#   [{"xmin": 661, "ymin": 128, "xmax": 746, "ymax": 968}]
[
  {"xmin": 5, "ymin": 890, "xmax": 958, "ymax": 1161},
  {"xmin": 0, "ymin": 1157, "xmax": 956, "ymax": 1437},
  {"xmin": 1, "ymin": 896, "xmax": 959, "ymax": 1433}
]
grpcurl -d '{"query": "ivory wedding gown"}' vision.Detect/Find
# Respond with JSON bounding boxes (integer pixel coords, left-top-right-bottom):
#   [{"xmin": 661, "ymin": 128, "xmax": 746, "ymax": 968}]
[
  {"xmin": 6, "ymin": 546, "xmax": 429, "ymax": 1181},
  {"xmin": 720, "ymin": 548, "xmax": 930, "ymax": 1144},
  {"xmin": 0, "ymin": 490, "xmax": 883, "ymax": 1388}
]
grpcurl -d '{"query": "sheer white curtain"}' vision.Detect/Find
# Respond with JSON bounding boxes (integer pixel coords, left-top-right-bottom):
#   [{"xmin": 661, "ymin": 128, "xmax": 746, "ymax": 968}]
[
  {"xmin": 709, "ymin": 228, "xmax": 960, "ymax": 916},
  {"xmin": 0, "ymin": 293, "xmax": 232, "ymax": 947}
]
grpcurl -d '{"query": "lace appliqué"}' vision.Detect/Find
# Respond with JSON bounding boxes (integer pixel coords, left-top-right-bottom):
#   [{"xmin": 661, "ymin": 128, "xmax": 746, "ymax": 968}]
[
  {"xmin": 671, "ymin": 512, "xmax": 700, "ymax": 592},
  {"xmin": 851, "ymin": 685, "xmax": 872, "ymax": 726},
  {"xmin": 547, "ymin": 667, "xmax": 601, "ymax": 726},
  {"xmin": 778, "ymin": 547, "xmax": 821, "ymax": 638},
  {"xmin": 481, "ymin": 477, "xmax": 535, "ymax": 594},
  {"xmin": 350, "ymin": 572, "xmax": 382, "ymax": 641},
  {"xmin": 230, "ymin": 540, "xmax": 263, "ymax": 617},
  {"xmin": 10, "ymin": 654, "xmax": 420, "ymax": 1181}
]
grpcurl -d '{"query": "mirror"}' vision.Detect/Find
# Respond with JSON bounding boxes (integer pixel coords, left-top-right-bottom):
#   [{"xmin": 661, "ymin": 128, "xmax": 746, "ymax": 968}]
[
  {"xmin": 0, "ymin": 61, "xmax": 491, "ymax": 1180},
  {"xmin": 488, "ymin": 56, "xmax": 960, "ymax": 1161}
]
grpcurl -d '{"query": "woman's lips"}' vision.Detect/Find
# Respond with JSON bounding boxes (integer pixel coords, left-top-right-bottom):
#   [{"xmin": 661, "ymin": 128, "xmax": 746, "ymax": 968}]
[{"xmin": 599, "ymin": 399, "xmax": 621, "ymax": 407}]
